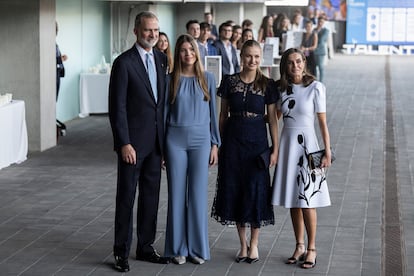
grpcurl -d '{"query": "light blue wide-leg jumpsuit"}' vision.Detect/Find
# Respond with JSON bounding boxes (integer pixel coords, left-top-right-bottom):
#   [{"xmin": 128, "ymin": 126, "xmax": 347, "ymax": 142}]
[{"xmin": 164, "ymin": 72, "xmax": 220, "ymax": 260}]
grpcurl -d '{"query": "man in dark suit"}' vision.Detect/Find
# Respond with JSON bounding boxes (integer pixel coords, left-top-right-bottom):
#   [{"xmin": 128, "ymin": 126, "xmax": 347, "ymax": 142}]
[
  {"xmin": 56, "ymin": 21, "xmax": 67, "ymax": 137},
  {"xmin": 214, "ymin": 22, "xmax": 240, "ymax": 77},
  {"xmin": 197, "ymin": 22, "xmax": 217, "ymax": 66},
  {"xmin": 204, "ymin": 12, "xmax": 218, "ymax": 41},
  {"xmin": 108, "ymin": 11, "xmax": 169, "ymax": 273}
]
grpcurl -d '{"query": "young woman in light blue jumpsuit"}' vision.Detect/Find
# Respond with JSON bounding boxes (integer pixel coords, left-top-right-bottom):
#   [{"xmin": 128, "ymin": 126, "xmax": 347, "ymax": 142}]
[{"xmin": 163, "ymin": 34, "xmax": 220, "ymax": 264}]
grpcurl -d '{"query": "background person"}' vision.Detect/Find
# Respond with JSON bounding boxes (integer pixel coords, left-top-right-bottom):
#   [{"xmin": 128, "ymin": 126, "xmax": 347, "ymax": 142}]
[
  {"xmin": 241, "ymin": 19, "xmax": 253, "ymax": 30},
  {"xmin": 230, "ymin": 24, "xmax": 243, "ymax": 50},
  {"xmin": 241, "ymin": 19, "xmax": 257, "ymax": 40},
  {"xmin": 271, "ymin": 48, "xmax": 332, "ymax": 270},
  {"xmin": 274, "ymin": 15, "xmax": 290, "ymax": 55},
  {"xmin": 307, "ymin": 0, "xmax": 320, "ymax": 24},
  {"xmin": 186, "ymin": 19, "xmax": 200, "ymax": 40},
  {"xmin": 164, "ymin": 34, "xmax": 220, "ymax": 265},
  {"xmin": 56, "ymin": 22, "xmax": 67, "ymax": 101},
  {"xmin": 212, "ymin": 40, "xmax": 279, "ymax": 264},
  {"xmin": 290, "ymin": 12, "xmax": 303, "ymax": 31},
  {"xmin": 108, "ymin": 11, "xmax": 169, "ymax": 273},
  {"xmin": 197, "ymin": 22, "xmax": 218, "ymax": 66},
  {"xmin": 291, "ymin": 8, "xmax": 306, "ymax": 31},
  {"xmin": 56, "ymin": 21, "xmax": 68, "ymax": 137},
  {"xmin": 241, "ymin": 28, "xmax": 254, "ymax": 44},
  {"xmin": 314, "ymin": 16, "xmax": 329, "ymax": 82},
  {"xmin": 204, "ymin": 12, "xmax": 218, "ymax": 41},
  {"xmin": 155, "ymin": 32, "xmax": 173, "ymax": 73},
  {"xmin": 300, "ymin": 20, "xmax": 318, "ymax": 76},
  {"xmin": 257, "ymin": 15, "xmax": 274, "ymax": 43},
  {"xmin": 214, "ymin": 22, "xmax": 240, "ymax": 77}
]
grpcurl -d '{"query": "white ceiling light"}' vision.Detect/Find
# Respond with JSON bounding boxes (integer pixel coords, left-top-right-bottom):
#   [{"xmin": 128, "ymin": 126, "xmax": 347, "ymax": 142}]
[{"xmin": 265, "ymin": 0, "xmax": 308, "ymax": 6}]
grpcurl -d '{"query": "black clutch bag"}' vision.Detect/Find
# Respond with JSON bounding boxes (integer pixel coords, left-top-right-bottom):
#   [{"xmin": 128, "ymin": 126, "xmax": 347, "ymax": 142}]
[
  {"xmin": 257, "ymin": 147, "xmax": 272, "ymax": 169},
  {"xmin": 308, "ymin": 148, "xmax": 336, "ymax": 169}
]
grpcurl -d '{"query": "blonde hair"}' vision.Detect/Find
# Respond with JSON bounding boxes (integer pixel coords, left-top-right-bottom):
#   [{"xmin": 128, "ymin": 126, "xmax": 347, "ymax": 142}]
[
  {"xmin": 169, "ymin": 34, "xmax": 210, "ymax": 104},
  {"xmin": 240, "ymin": 40, "xmax": 269, "ymax": 92}
]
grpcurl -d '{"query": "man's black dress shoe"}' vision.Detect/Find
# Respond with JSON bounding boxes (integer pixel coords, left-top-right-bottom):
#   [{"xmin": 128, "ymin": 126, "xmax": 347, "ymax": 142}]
[
  {"xmin": 114, "ymin": 256, "xmax": 130, "ymax": 272},
  {"xmin": 136, "ymin": 251, "xmax": 170, "ymax": 264}
]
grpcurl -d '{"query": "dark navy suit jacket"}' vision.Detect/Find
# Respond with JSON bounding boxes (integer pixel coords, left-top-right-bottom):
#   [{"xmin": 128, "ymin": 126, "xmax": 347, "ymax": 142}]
[
  {"xmin": 214, "ymin": 40, "xmax": 240, "ymax": 77},
  {"xmin": 109, "ymin": 45, "xmax": 168, "ymax": 156}
]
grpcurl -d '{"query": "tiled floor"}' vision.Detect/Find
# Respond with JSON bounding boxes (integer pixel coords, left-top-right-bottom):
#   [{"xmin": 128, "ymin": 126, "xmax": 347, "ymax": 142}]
[{"xmin": 0, "ymin": 54, "xmax": 413, "ymax": 275}]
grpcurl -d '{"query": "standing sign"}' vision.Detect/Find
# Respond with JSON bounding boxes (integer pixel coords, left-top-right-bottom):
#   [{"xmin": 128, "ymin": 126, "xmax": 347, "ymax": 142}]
[
  {"xmin": 262, "ymin": 44, "xmax": 274, "ymax": 66},
  {"xmin": 205, "ymin": 56, "xmax": 222, "ymax": 88},
  {"xmin": 265, "ymin": 37, "xmax": 280, "ymax": 58}
]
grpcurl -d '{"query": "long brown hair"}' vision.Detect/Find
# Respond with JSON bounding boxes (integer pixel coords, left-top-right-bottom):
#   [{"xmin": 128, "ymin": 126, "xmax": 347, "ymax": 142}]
[
  {"xmin": 169, "ymin": 34, "xmax": 209, "ymax": 104},
  {"xmin": 240, "ymin": 40, "xmax": 269, "ymax": 92},
  {"xmin": 259, "ymin": 15, "xmax": 274, "ymax": 41},
  {"xmin": 278, "ymin": 48, "xmax": 315, "ymax": 92},
  {"xmin": 156, "ymin": 32, "xmax": 173, "ymax": 73}
]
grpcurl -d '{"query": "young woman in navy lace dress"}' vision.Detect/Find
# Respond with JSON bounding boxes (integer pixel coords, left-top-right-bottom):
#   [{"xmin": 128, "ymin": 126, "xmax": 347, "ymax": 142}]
[{"xmin": 212, "ymin": 40, "xmax": 279, "ymax": 264}]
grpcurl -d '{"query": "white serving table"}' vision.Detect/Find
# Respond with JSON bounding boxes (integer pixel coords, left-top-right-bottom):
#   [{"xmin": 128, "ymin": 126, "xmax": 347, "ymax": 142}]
[
  {"xmin": 0, "ymin": 100, "xmax": 28, "ymax": 170},
  {"xmin": 79, "ymin": 73, "xmax": 110, "ymax": 117}
]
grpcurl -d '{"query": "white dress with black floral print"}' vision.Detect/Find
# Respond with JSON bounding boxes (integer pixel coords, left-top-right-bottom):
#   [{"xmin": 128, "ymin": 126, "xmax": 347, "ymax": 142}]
[{"xmin": 271, "ymin": 81, "xmax": 331, "ymax": 208}]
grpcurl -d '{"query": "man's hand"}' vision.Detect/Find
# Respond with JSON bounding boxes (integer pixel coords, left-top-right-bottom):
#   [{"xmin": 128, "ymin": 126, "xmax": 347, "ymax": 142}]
[{"xmin": 121, "ymin": 144, "xmax": 136, "ymax": 165}]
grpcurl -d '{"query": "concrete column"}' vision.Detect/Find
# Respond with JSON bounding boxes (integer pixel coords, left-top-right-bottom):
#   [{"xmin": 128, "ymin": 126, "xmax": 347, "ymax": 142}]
[
  {"xmin": 39, "ymin": 0, "xmax": 57, "ymax": 151},
  {"xmin": 0, "ymin": 0, "xmax": 56, "ymax": 151}
]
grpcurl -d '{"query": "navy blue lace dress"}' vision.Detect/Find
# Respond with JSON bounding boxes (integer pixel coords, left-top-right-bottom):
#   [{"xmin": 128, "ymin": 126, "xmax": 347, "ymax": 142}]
[{"xmin": 211, "ymin": 74, "xmax": 278, "ymax": 228}]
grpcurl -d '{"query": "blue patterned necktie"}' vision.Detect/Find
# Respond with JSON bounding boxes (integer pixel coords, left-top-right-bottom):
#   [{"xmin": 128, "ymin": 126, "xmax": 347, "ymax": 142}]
[{"xmin": 145, "ymin": 52, "xmax": 157, "ymax": 102}]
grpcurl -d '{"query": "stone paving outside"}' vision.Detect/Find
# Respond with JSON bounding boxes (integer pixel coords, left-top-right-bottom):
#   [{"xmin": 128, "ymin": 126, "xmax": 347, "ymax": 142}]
[{"xmin": 0, "ymin": 54, "xmax": 413, "ymax": 275}]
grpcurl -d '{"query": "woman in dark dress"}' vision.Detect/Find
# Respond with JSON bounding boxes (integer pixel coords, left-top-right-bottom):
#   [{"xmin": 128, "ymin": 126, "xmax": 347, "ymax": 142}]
[
  {"xmin": 211, "ymin": 40, "xmax": 279, "ymax": 264},
  {"xmin": 300, "ymin": 20, "xmax": 318, "ymax": 76}
]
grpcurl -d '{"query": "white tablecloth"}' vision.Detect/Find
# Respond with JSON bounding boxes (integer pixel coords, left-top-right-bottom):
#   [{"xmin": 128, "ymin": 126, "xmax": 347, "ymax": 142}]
[
  {"xmin": 0, "ymin": 100, "xmax": 28, "ymax": 170},
  {"xmin": 79, "ymin": 73, "xmax": 110, "ymax": 117}
]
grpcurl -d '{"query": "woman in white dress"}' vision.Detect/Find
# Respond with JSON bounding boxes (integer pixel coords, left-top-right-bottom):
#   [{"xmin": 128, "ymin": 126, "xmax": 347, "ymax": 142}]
[{"xmin": 271, "ymin": 48, "xmax": 332, "ymax": 269}]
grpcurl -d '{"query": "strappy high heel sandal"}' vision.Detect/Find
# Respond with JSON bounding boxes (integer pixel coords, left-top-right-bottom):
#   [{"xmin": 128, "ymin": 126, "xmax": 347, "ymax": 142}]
[
  {"xmin": 301, "ymin": 248, "xmax": 317, "ymax": 269},
  {"xmin": 285, "ymin": 243, "xmax": 306, "ymax": 265}
]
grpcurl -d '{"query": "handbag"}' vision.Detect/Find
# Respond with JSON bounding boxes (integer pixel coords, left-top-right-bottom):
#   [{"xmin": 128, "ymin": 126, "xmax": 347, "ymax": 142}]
[
  {"xmin": 257, "ymin": 147, "xmax": 272, "ymax": 169},
  {"xmin": 308, "ymin": 148, "xmax": 336, "ymax": 169}
]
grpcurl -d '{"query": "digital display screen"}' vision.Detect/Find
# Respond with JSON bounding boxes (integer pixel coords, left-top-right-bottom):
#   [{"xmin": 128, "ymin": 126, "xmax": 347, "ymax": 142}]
[{"xmin": 346, "ymin": 0, "xmax": 414, "ymax": 45}]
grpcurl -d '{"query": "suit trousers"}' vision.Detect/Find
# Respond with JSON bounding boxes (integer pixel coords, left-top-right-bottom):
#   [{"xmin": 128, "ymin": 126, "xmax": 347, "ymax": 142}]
[
  {"xmin": 164, "ymin": 124, "xmax": 211, "ymax": 260},
  {"xmin": 113, "ymin": 142, "xmax": 162, "ymax": 259}
]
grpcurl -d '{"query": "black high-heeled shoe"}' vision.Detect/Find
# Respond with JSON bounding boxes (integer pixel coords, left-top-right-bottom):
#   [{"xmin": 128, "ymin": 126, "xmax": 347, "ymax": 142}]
[
  {"xmin": 246, "ymin": 246, "xmax": 259, "ymax": 264},
  {"xmin": 301, "ymin": 248, "xmax": 317, "ymax": 269},
  {"xmin": 246, "ymin": 257, "xmax": 259, "ymax": 263},
  {"xmin": 235, "ymin": 246, "xmax": 249, "ymax": 263},
  {"xmin": 285, "ymin": 242, "xmax": 306, "ymax": 265},
  {"xmin": 235, "ymin": 256, "xmax": 247, "ymax": 263}
]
